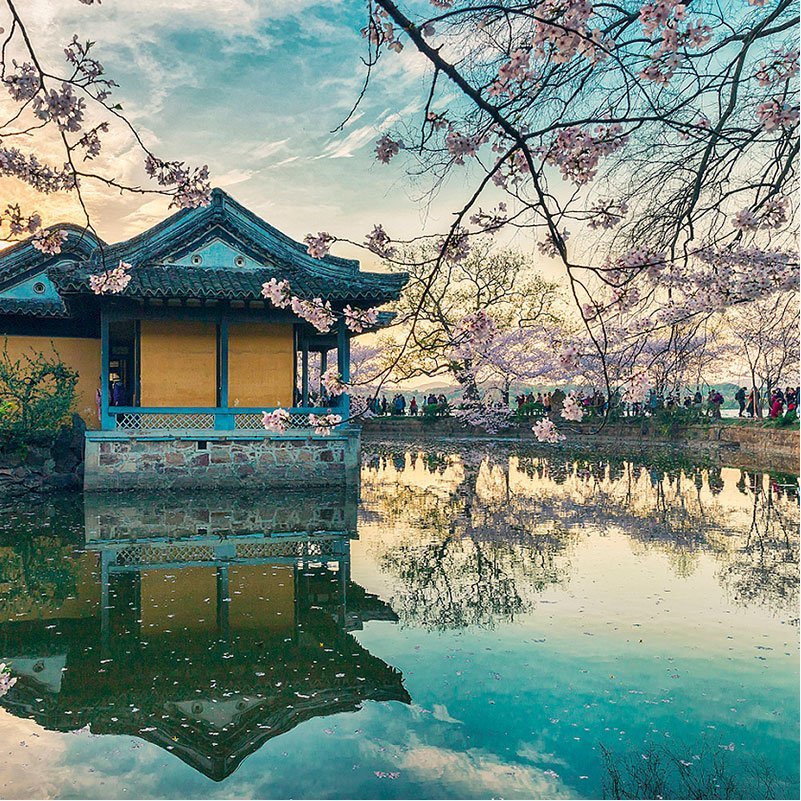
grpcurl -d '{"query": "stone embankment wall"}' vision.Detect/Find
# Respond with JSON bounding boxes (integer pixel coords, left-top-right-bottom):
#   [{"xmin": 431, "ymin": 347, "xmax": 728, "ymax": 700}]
[
  {"xmin": 83, "ymin": 429, "xmax": 361, "ymax": 491},
  {"xmin": 0, "ymin": 416, "xmax": 86, "ymax": 497},
  {"xmin": 362, "ymin": 417, "xmax": 800, "ymax": 473}
]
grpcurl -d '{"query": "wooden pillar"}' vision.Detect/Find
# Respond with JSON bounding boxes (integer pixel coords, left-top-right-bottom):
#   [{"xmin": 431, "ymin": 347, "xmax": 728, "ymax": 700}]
[
  {"xmin": 100, "ymin": 311, "xmax": 111, "ymax": 429},
  {"xmin": 337, "ymin": 317, "xmax": 350, "ymax": 418},
  {"xmin": 219, "ymin": 316, "xmax": 229, "ymax": 408},
  {"xmin": 301, "ymin": 339, "xmax": 309, "ymax": 407}
]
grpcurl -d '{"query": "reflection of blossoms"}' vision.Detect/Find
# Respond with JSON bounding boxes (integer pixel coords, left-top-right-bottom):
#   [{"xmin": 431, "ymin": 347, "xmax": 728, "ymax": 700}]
[
  {"xmin": 532, "ymin": 418, "xmax": 564, "ymax": 444},
  {"xmin": 89, "ymin": 260, "xmax": 132, "ymax": 295},
  {"xmin": 344, "ymin": 305, "xmax": 379, "ymax": 333},
  {"xmin": 309, "ymin": 412, "xmax": 343, "ymax": 435},
  {"xmin": 261, "ymin": 407, "xmax": 291, "ymax": 433},
  {"xmin": 0, "ymin": 663, "xmax": 16, "ymax": 698},
  {"xmin": 561, "ymin": 392, "xmax": 584, "ymax": 422},
  {"xmin": 321, "ymin": 366, "xmax": 347, "ymax": 397}
]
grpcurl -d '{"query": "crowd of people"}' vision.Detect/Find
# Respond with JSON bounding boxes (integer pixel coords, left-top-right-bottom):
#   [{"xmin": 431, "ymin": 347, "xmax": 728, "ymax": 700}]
[{"xmin": 360, "ymin": 383, "xmax": 799, "ymax": 422}]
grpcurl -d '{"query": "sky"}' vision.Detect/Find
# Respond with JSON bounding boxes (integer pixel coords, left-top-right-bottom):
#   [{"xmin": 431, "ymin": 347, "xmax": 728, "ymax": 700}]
[{"xmin": 0, "ymin": 0, "xmax": 551, "ymax": 272}]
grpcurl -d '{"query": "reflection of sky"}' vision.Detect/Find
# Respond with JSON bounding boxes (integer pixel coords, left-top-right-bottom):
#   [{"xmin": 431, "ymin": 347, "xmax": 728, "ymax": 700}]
[{"xmin": 0, "ymin": 448, "xmax": 798, "ymax": 799}]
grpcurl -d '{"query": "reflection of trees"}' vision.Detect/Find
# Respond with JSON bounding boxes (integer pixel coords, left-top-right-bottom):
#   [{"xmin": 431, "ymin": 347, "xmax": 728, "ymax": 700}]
[
  {"xmin": 361, "ymin": 443, "xmax": 800, "ymax": 628},
  {"xmin": 718, "ymin": 474, "xmax": 799, "ymax": 621},
  {"xmin": 0, "ymin": 496, "xmax": 83, "ymax": 617},
  {"xmin": 600, "ymin": 738, "xmax": 786, "ymax": 800},
  {"xmin": 362, "ymin": 445, "xmax": 577, "ymax": 630}
]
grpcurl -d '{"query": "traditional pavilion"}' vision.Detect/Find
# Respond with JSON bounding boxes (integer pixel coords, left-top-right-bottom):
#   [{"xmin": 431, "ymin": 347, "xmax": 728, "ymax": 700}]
[{"xmin": 0, "ymin": 189, "xmax": 406, "ymax": 489}]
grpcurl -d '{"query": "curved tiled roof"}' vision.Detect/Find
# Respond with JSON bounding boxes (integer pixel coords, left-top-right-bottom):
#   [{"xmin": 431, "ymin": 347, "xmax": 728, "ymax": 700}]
[
  {"xmin": 0, "ymin": 189, "xmax": 408, "ymax": 311},
  {"xmin": 48, "ymin": 261, "xmax": 407, "ymax": 304},
  {"xmin": 0, "ymin": 296, "xmax": 70, "ymax": 317}
]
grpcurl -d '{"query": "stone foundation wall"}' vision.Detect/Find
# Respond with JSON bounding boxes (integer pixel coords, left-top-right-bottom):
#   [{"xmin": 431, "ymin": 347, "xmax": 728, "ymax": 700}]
[{"xmin": 84, "ymin": 429, "xmax": 360, "ymax": 491}]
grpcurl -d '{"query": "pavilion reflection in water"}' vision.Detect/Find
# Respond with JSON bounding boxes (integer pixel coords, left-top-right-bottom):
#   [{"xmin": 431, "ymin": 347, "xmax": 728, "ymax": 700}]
[{"xmin": 0, "ymin": 491, "xmax": 410, "ymax": 781}]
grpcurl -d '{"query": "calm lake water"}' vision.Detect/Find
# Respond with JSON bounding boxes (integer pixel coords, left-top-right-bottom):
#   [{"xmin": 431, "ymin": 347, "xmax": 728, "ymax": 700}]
[{"xmin": 1, "ymin": 439, "xmax": 798, "ymax": 799}]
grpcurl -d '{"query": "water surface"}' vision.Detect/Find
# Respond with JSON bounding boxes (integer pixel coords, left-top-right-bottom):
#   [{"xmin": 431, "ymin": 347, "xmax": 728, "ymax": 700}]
[{"xmin": 1, "ymin": 440, "xmax": 798, "ymax": 799}]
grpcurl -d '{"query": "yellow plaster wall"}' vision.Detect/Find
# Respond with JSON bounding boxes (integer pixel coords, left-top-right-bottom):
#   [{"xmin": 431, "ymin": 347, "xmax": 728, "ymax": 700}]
[
  {"xmin": 228, "ymin": 322, "xmax": 294, "ymax": 408},
  {"xmin": 1, "ymin": 336, "xmax": 101, "ymax": 428},
  {"xmin": 139, "ymin": 320, "xmax": 217, "ymax": 407}
]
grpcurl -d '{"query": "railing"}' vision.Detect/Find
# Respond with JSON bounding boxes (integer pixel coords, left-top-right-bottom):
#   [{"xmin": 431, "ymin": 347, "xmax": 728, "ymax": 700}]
[{"xmin": 106, "ymin": 406, "xmax": 343, "ymax": 433}]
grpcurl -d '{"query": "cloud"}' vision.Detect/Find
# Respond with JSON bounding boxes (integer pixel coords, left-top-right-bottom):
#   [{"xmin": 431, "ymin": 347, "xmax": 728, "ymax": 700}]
[
  {"xmin": 251, "ymin": 138, "xmax": 291, "ymax": 160},
  {"xmin": 319, "ymin": 125, "xmax": 377, "ymax": 160},
  {"xmin": 398, "ymin": 744, "xmax": 573, "ymax": 798}
]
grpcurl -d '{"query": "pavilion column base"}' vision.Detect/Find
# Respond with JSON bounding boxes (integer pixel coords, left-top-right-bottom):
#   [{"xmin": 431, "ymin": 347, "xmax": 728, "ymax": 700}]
[{"xmin": 83, "ymin": 428, "xmax": 361, "ymax": 491}]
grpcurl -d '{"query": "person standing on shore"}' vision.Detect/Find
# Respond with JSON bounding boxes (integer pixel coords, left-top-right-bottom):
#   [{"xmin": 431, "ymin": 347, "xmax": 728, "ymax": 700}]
[{"xmin": 735, "ymin": 386, "xmax": 746, "ymax": 417}]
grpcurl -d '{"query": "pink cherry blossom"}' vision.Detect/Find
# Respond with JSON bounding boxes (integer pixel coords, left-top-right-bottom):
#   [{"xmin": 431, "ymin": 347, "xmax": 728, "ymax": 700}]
[
  {"xmin": 588, "ymin": 198, "xmax": 628, "ymax": 229},
  {"xmin": 344, "ymin": 304, "xmax": 379, "ymax": 333},
  {"xmin": 309, "ymin": 412, "xmax": 343, "ymax": 435},
  {"xmin": 89, "ymin": 260, "xmax": 132, "ymax": 294},
  {"xmin": 261, "ymin": 277, "xmax": 292, "ymax": 308},
  {"xmin": 321, "ymin": 366, "xmax": 347, "ymax": 396},
  {"xmin": 364, "ymin": 224, "xmax": 396, "ymax": 258},
  {"xmin": 31, "ymin": 228, "xmax": 68, "ymax": 255},
  {"xmin": 561, "ymin": 391, "xmax": 585, "ymax": 422},
  {"xmin": 262, "ymin": 407, "xmax": 291, "ymax": 433},
  {"xmin": 3, "ymin": 61, "xmax": 40, "ymax": 101},
  {"xmin": 445, "ymin": 130, "xmax": 486, "ymax": 164},
  {"xmin": 144, "ymin": 155, "xmax": 211, "ymax": 209},
  {"xmin": 290, "ymin": 297, "xmax": 336, "ymax": 332},
  {"xmin": 532, "ymin": 417, "xmax": 564, "ymax": 444},
  {"xmin": 756, "ymin": 99, "xmax": 800, "ymax": 131},
  {"xmin": 375, "ymin": 134, "xmax": 401, "ymax": 163},
  {"xmin": 438, "ymin": 227, "xmax": 470, "ymax": 263},
  {"xmin": 303, "ymin": 231, "xmax": 334, "ymax": 259},
  {"xmin": 545, "ymin": 124, "xmax": 628, "ymax": 184}
]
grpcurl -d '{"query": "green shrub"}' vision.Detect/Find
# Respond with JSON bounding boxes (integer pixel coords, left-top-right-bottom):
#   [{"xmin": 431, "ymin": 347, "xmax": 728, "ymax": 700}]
[{"xmin": 0, "ymin": 342, "xmax": 78, "ymax": 449}]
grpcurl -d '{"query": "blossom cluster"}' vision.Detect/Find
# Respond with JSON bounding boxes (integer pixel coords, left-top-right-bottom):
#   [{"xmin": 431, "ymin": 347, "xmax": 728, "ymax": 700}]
[
  {"xmin": 587, "ymin": 198, "xmax": 628, "ymax": 230},
  {"xmin": 537, "ymin": 229, "xmax": 569, "ymax": 258},
  {"xmin": 639, "ymin": 0, "xmax": 711, "ymax": 84},
  {"xmin": 361, "ymin": 6, "xmax": 403, "ymax": 52},
  {"xmin": 3, "ymin": 61, "xmax": 40, "ymax": 101},
  {"xmin": 438, "ymin": 227, "xmax": 470, "ymax": 263},
  {"xmin": 0, "ymin": 147, "xmax": 76, "ymax": 193},
  {"xmin": 144, "ymin": 156, "xmax": 211, "ymax": 209},
  {"xmin": 364, "ymin": 224, "xmax": 396, "ymax": 258},
  {"xmin": 344, "ymin": 304, "xmax": 379, "ymax": 333},
  {"xmin": 291, "ymin": 297, "xmax": 336, "ymax": 332},
  {"xmin": 2, "ymin": 203, "xmax": 42, "ymax": 237},
  {"xmin": 561, "ymin": 391, "xmax": 584, "ymax": 422},
  {"xmin": 33, "ymin": 82, "xmax": 86, "ymax": 132},
  {"xmin": 755, "ymin": 99, "xmax": 800, "ymax": 131},
  {"xmin": 755, "ymin": 48, "xmax": 799, "ymax": 87},
  {"xmin": 469, "ymin": 202, "xmax": 508, "ymax": 232},
  {"xmin": 488, "ymin": 49, "xmax": 534, "ymax": 98},
  {"xmin": 532, "ymin": 417, "xmax": 564, "ymax": 444},
  {"xmin": 452, "ymin": 309, "xmax": 497, "ymax": 350},
  {"xmin": 530, "ymin": 0, "xmax": 604, "ymax": 66},
  {"xmin": 261, "ymin": 277, "xmax": 292, "ymax": 307},
  {"xmin": 732, "ymin": 196, "xmax": 787, "ymax": 231},
  {"xmin": 557, "ymin": 344, "xmax": 580, "ymax": 371},
  {"xmin": 303, "ymin": 231, "xmax": 334, "ymax": 259},
  {"xmin": 544, "ymin": 124, "xmax": 628, "ymax": 185},
  {"xmin": 31, "ymin": 228, "xmax": 68, "ymax": 255},
  {"xmin": 309, "ymin": 412, "xmax": 343, "ymax": 435},
  {"xmin": 262, "ymin": 407, "xmax": 291, "ymax": 433},
  {"xmin": 321, "ymin": 366, "xmax": 347, "ymax": 396},
  {"xmin": 375, "ymin": 134, "xmax": 402, "ymax": 164},
  {"xmin": 445, "ymin": 130, "xmax": 486, "ymax": 164},
  {"xmin": 89, "ymin": 260, "xmax": 133, "ymax": 294}
]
